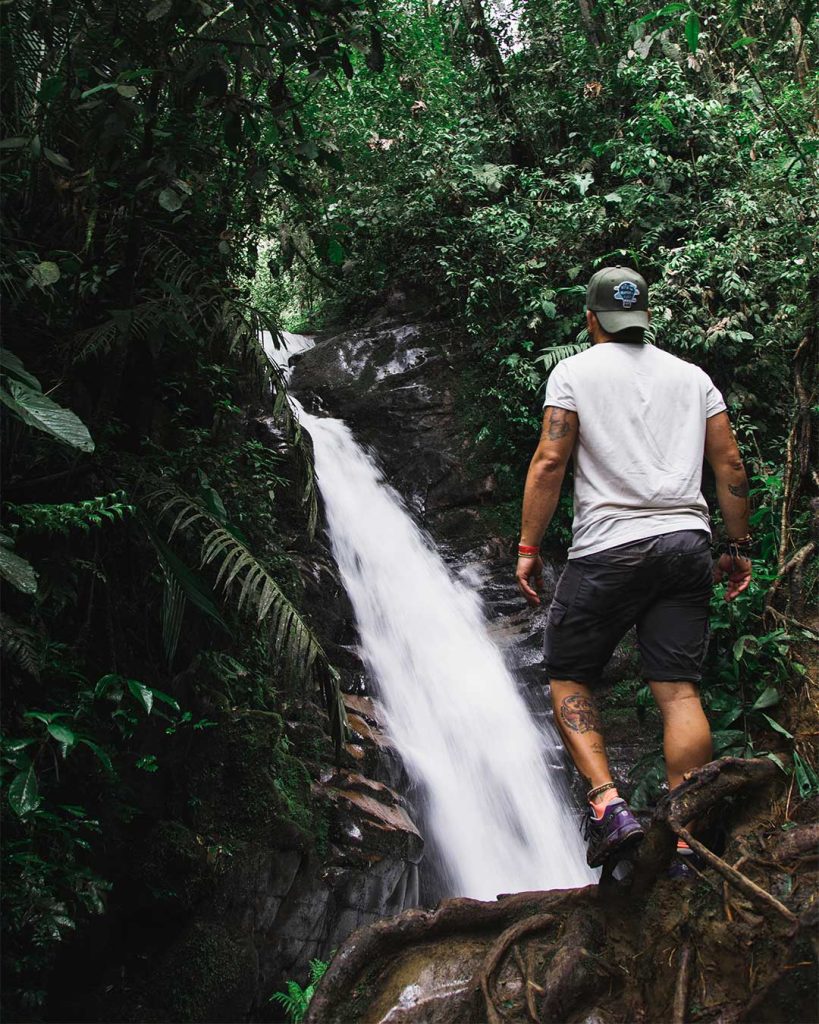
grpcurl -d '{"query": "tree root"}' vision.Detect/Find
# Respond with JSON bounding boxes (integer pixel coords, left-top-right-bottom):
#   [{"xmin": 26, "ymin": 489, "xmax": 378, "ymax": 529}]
[
  {"xmin": 478, "ymin": 913, "xmax": 556, "ymax": 1024},
  {"xmin": 631, "ymin": 756, "xmax": 779, "ymax": 894},
  {"xmin": 675, "ymin": 826, "xmax": 797, "ymax": 928},
  {"xmin": 303, "ymin": 886, "xmax": 596, "ymax": 1024},
  {"xmin": 671, "ymin": 943, "xmax": 693, "ymax": 1024},
  {"xmin": 304, "ymin": 757, "xmax": 811, "ymax": 1024},
  {"xmin": 764, "ymin": 540, "xmax": 816, "ymax": 621},
  {"xmin": 536, "ymin": 909, "xmax": 615, "ymax": 1023}
]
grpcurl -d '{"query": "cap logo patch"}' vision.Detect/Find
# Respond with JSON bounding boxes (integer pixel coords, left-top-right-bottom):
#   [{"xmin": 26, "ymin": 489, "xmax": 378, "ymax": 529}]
[{"xmin": 613, "ymin": 281, "xmax": 640, "ymax": 308}]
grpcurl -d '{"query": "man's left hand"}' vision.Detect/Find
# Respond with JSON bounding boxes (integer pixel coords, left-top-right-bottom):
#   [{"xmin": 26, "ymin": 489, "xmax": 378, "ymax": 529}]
[{"xmin": 516, "ymin": 553, "xmax": 544, "ymax": 607}]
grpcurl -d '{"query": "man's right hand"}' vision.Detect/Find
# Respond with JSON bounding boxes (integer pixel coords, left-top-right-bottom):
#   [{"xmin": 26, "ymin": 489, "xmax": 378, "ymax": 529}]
[
  {"xmin": 516, "ymin": 553, "xmax": 544, "ymax": 607},
  {"xmin": 714, "ymin": 553, "xmax": 752, "ymax": 601}
]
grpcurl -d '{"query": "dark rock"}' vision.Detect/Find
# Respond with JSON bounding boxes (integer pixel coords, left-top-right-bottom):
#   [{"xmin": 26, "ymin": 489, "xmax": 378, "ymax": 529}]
[{"xmin": 290, "ymin": 318, "xmax": 497, "ymax": 540}]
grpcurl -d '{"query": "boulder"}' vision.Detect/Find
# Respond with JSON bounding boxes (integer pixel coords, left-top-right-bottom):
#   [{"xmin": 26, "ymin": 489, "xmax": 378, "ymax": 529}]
[{"xmin": 290, "ymin": 318, "xmax": 497, "ymax": 540}]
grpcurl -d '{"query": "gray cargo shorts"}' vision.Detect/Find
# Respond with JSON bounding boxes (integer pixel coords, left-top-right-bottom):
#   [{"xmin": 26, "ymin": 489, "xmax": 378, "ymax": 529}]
[{"xmin": 543, "ymin": 529, "xmax": 713, "ymax": 687}]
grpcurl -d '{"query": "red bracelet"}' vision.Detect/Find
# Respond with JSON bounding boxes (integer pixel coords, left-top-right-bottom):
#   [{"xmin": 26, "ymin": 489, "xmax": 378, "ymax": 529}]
[{"xmin": 518, "ymin": 544, "xmax": 539, "ymax": 555}]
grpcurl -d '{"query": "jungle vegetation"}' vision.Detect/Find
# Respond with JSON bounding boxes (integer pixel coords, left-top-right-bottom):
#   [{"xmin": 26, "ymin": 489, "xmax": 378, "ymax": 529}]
[{"xmin": 1, "ymin": 0, "xmax": 816, "ymax": 1019}]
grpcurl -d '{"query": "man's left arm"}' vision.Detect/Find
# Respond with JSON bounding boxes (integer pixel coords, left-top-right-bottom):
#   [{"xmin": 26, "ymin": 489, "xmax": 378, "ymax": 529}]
[{"xmin": 516, "ymin": 406, "xmax": 578, "ymax": 606}]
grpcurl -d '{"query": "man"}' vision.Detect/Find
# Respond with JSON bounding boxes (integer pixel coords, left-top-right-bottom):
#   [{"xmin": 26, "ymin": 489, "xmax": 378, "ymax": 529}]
[{"xmin": 516, "ymin": 266, "xmax": 753, "ymax": 871}]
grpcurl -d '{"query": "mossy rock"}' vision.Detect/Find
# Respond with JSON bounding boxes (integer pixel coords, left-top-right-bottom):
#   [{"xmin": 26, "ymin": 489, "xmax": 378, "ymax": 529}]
[
  {"xmin": 142, "ymin": 920, "xmax": 258, "ymax": 1023},
  {"xmin": 182, "ymin": 712, "xmax": 315, "ymax": 847},
  {"xmin": 130, "ymin": 820, "xmax": 216, "ymax": 917}
]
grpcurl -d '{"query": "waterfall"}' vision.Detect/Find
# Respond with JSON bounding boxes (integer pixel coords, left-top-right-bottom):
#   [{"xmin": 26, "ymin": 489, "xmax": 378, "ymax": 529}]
[{"xmin": 266, "ymin": 331, "xmax": 597, "ymax": 899}]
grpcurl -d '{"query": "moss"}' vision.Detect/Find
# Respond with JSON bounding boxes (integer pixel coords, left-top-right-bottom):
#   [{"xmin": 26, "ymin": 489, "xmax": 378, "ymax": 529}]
[
  {"xmin": 148, "ymin": 921, "xmax": 256, "ymax": 1023},
  {"xmin": 182, "ymin": 711, "xmax": 320, "ymax": 848},
  {"xmin": 132, "ymin": 820, "xmax": 215, "ymax": 916}
]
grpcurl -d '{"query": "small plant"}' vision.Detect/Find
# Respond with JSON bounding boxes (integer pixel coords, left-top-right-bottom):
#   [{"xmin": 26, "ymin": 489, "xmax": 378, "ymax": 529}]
[
  {"xmin": 8, "ymin": 493, "xmax": 135, "ymax": 535},
  {"xmin": 270, "ymin": 959, "xmax": 328, "ymax": 1023}
]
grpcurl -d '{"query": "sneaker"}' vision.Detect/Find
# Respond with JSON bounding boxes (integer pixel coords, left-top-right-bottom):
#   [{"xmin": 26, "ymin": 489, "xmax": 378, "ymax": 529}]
[
  {"xmin": 584, "ymin": 798, "xmax": 645, "ymax": 868},
  {"xmin": 667, "ymin": 847, "xmax": 705, "ymax": 881}
]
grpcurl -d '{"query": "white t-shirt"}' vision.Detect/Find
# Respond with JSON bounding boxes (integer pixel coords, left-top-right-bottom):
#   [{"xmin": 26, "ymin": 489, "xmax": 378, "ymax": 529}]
[{"xmin": 542, "ymin": 342, "xmax": 726, "ymax": 558}]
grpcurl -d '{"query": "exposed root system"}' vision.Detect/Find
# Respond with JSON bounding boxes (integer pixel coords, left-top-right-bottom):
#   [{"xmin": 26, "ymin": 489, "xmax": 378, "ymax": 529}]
[{"xmin": 304, "ymin": 757, "xmax": 819, "ymax": 1024}]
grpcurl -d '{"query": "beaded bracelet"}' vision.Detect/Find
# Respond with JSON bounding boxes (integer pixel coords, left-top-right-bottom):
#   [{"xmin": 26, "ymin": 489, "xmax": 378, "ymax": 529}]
[{"xmin": 716, "ymin": 535, "xmax": 753, "ymax": 558}]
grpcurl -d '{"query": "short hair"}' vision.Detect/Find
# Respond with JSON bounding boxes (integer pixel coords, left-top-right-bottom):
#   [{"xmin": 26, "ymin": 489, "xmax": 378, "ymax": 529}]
[{"xmin": 609, "ymin": 326, "xmax": 646, "ymax": 344}]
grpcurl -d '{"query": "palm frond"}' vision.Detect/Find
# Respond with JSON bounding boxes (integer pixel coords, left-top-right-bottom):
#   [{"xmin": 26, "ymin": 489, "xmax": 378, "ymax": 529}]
[
  {"xmin": 535, "ymin": 339, "xmax": 591, "ymax": 374},
  {"xmin": 0, "ymin": 613, "xmax": 43, "ymax": 679},
  {"xmin": 160, "ymin": 577, "xmax": 186, "ymax": 668},
  {"xmin": 146, "ymin": 484, "xmax": 347, "ymax": 750}
]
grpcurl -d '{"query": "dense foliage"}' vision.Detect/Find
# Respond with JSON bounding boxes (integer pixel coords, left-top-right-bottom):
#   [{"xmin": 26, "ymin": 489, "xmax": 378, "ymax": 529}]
[
  {"xmin": 1, "ymin": 0, "xmax": 816, "ymax": 1018},
  {"xmin": 0, "ymin": 0, "xmax": 385, "ymax": 1015}
]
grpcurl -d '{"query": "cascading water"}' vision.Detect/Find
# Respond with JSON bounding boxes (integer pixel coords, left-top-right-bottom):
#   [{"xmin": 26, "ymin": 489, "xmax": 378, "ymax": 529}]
[{"xmin": 266, "ymin": 331, "xmax": 597, "ymax": 899}]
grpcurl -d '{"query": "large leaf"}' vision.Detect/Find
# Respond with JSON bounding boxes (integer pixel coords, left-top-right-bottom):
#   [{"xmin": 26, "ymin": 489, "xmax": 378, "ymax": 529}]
[
  {"xmin": 127, "ymin": 679, "xmax": 154, "ymax": 715},
  {"xmin": 8, "ymin": 762, "xmax": 40, "ymax": 815},
  {"xmin": 0, "ymin": 349, "xmax": 41, "ymax": 390},
  {"xmin": 0, "ymin": 530, "xmax": 38, "ymax": 594},
  {"xmin": 0, "ymin": 379, "xmax": 94, "ymax": 452},
  {"xmin": 751, "ymin": 686, "xmax": 780, "ymax": 710},
  {"xmin": 147, "ymin": 528, "xmax": 229, "ymax": 633},
  {"xmin": 685, "ymin": 10, "xmax": 700, "ymax": 52}
]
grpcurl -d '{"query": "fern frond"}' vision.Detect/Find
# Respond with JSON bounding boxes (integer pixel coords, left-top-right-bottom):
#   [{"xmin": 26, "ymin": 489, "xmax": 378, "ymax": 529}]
[
  {"xmin": 145, "ymin": 484, "xmax": 347, "ymax": 750},
  {"xmin": 160, "ymin": 577, "xmax": 186, "ymax": 667},
  {"xmin": 0, "ymin": 613, "xmax": 43, "ymax": 679},
  {"xmin": 535, "ymin": 340, "xmax": 590, "ymax": 374}
]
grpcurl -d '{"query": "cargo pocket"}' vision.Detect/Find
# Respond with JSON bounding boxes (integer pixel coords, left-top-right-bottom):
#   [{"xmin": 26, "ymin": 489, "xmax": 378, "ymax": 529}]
[{"xmin": 543, "ymin": 598, "xmax": 568, "ymax": 663}]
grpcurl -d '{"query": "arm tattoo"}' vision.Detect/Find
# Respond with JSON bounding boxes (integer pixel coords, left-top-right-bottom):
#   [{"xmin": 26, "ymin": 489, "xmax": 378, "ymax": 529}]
[
  {"xmin": 728, "ymin": 480, "xmax": 750, "ymax": 498},
  {"xmin": 544, "ymin": 409, "xmax": 571, "ymax": 441},
  {"xmin": 559, "ymin": 694, "xmax": 604, "ymax": 734}
]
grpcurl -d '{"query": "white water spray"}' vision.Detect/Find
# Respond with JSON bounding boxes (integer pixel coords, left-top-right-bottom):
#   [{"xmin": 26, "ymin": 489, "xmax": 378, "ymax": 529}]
[{"xmin": 267, "ymin": 331, "xmax": 596, "ymax": 899}]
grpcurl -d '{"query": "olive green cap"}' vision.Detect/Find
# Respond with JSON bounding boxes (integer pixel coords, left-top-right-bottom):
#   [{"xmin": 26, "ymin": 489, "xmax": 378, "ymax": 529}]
[{"xmin": 586, "ymin": 266, "xmax": 649, "ymax": 333}]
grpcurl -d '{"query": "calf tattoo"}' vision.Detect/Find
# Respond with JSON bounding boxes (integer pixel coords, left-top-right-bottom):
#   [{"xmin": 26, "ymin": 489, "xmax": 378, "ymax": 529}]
[
  {"xmin": 560, "ymin": 693, "xmax": 604, "ymax": 734},
  {"xmin": 728, "ymin": 480, "xmax": 750, "ymax": 498}
]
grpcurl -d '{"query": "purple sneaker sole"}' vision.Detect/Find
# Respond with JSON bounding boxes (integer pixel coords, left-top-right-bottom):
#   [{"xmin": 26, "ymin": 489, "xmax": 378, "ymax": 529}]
[{"xmin": 585, "ymin": 798, "xmax": 645, "ymax": 868}]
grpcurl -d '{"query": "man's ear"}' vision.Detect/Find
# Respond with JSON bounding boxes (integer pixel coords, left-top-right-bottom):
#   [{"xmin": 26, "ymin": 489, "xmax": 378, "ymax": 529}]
[{"xmin": 586, "ymin": 310, "xmax": 596, "ymax": 334}]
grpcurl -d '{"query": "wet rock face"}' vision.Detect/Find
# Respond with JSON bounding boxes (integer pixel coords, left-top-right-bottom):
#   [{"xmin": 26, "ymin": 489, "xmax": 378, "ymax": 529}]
[{"xmin": 290, "ymin": 318, "xmax": 496, "ymax": 539}]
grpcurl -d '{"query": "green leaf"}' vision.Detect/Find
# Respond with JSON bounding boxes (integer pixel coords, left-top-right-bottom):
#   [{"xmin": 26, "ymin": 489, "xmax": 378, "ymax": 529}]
[
  {"xmin": 732, "ymin": 635, "xmax": 751, "ymax": 660},
  {"xmin": 655, "ymin": 113, "xmax": 675, "ymax": 133},
  {"xmin": 731, "ymin": 36, "xmax": 757, "ymax": 48},
  {"xmin": 38, "ymin": 77, "xmax": 65, "ymax": 103},
  {"xmin": 763, "ymin": 752, "xmax": 789, "ymax": 774},
  {"xmin": 47, "ymin": 723, "xmax": 77, "ymax": 748},
  {"xmin": 8, "ymin": 763, "xmax": 40, "ymax": 815},
  {"xmin": 147, "ymin": 530, "xmax": 229, "ymax": 632},
  {"xmin": 146, "ymin": 0, "xmax": 173, "ymax": 20},
  {"xmin": 116, "ymin": 85, "xmax": 139, "ymax": 98},
  {"xmin": 793, "ymin": 752, "xmax": 819, "ymax": 799},
  {"xmin": 751, "ymin": 686, "xmax": 780, "ymax": 711},
  {"xmin": 80, "ymin": 83, "xmax": 118, "ymax": 99},
  {"xmin": 94, "ymin": 673, "xmax": 123, "ymax": 699},
  {"xmin": 0, "ymin": 136, "xmax": 30, "ymax": 150},
  {"xmin": 29, "ymin": 261, "xmax": 61, "ymax": 287},
  {"xmin": 158, "ymin": 188, "xmax": 183, "ymax": 212},
  {"xmin": 637, "ymin": 2, "xmax": 688, "ymax": 22},
  {"xmin": 711, "ymin": 729, "xmax": 746, "ymax": 754},
  {"xmin": 0, "ymin": 528, "xmax": 38, "ymax": 594},
  {"xmin": 685, "ymin": 11, "xmax": 700, "ymax": 52},
  {"xmin": 0, "ymin": 380, "xmax": 94, "ymax": 452},
  {"xmin": 44, "ymin": 148, "xmax": 72, "ymax": 170},
  {"xmin": 80, "ymin": 739, "xmax": 114, "ymax": 774},
  {"xmin": 327, "ymin": 239, "xmax": 345, "ymax": 265},
  {"xmin": 126, "ymin": 679, "xmax": 153, "ymax": 715},
  {"xmin": 149, "ymin": 687, "xmax": 180, "ymax": 712},
  {"xmin": 0, "ymin": 349, "xmax": 42, "ymax": 390},
  {"xmin": 761, "ymin": 714, "xmax": 793, "ymax": 740},
  {"xmin": 2, "ymin": 738, "xmax": 37, "ymax": 753}
]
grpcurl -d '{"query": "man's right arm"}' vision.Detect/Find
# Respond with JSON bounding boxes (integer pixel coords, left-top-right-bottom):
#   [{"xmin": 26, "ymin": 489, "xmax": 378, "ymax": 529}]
[{"xmin": 704, "ymin": 411, "xmax": 752, "ymax": 599}]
